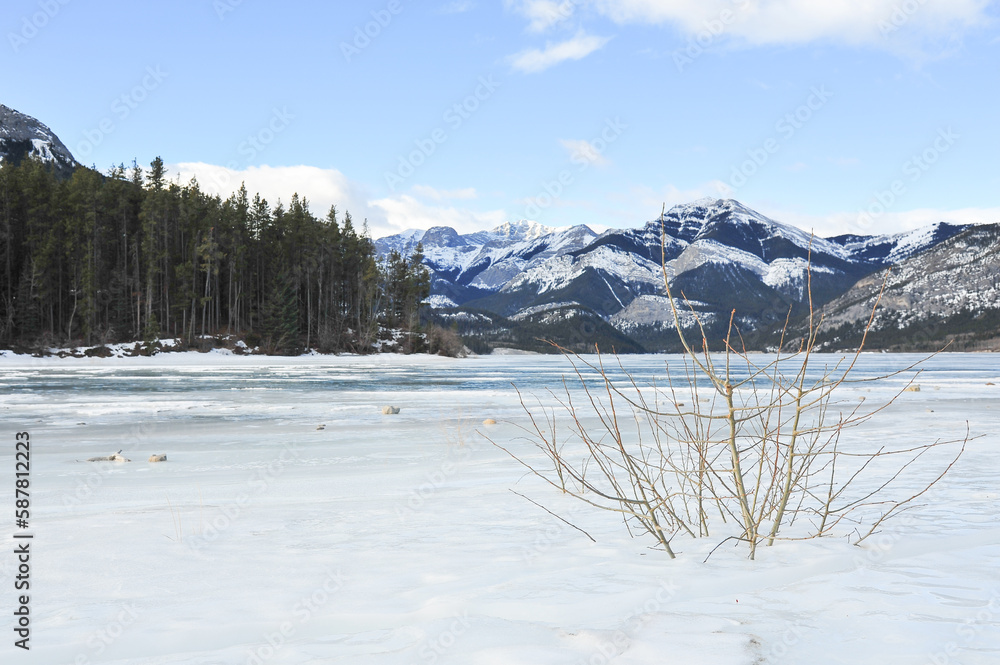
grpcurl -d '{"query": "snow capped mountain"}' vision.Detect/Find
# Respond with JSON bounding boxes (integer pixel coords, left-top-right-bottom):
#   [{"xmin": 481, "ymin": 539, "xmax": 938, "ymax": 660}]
[
  {"xmin": 814, "ymin": 223, "xmax": 1000, "ymax": 351},
  {"xmin": 490, "ymin": 219, "xmax": 554, "ymax": 242},
  {"xmin": 464, "ymin": 199, "xmax": 873, "ymax": 326},
  {"xmin": 378, "ymin": 198, "xmax": 976, "ymax": 351},
  {"xmin": 0, "ymin": 104, "xmax": 79, "ymax": 177},
  {"xmin": 375, "ymin": 221, "xmax": 599, "ymax": 303},
  {"xmin": 484, "ymin": 242, "xmax": 664, "ymax": 320},
  {"xmin": 827, "ymin": 222, "xmax": 966, "ymax": 266},
  {"xmin": 681, "ymin": 198, "xmax": 850, "ymax": 263}
]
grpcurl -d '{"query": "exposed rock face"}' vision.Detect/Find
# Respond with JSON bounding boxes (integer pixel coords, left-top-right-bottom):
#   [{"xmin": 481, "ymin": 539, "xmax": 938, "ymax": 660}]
[
  {"xmin": 0, "ymin": 104, "xmax": 79, "ymax": 177},
  {"xmin": 813, "ymin": 224, "xmax": 1000, "ymax": 350}
]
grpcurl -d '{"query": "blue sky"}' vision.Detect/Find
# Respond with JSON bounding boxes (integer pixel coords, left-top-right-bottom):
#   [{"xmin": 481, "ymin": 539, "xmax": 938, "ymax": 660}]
[{"xmin": 3, "ymin": 0, "xmax": 998, "ymax": 239}]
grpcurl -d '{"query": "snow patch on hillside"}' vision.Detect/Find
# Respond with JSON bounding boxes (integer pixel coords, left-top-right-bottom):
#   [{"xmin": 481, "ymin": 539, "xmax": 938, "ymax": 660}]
[
  {"xmin": 763, "ymin": 258, "xmax": 836, "ymax": 298},
  {"xmin": 506, "ymin": 246, "xmax": 663, "ymax": 296},
  {"xmin": 886, "ymin": 225, "xmax": 939, "ymax": 264},
  {"xmin": 510, "ymin": 301, "xmax": 582, "ymax": 321},
  {"xmin": 30, "ymin": 138, "xmax": 55, "ymax": 162},
  {"xmin": 426, "ymin": 295, "xmax": 459, "ymax": 309}
]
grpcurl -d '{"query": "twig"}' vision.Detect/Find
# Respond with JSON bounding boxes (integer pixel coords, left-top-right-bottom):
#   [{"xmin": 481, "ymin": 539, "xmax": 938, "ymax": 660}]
[{"xmin": 509, "ymin": 489, "xmax": 597, "ymax": 543}]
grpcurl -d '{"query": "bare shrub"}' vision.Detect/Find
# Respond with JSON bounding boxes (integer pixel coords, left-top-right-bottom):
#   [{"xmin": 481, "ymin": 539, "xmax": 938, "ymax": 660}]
[
  {"xmin": 487, "ymin": 207, "xmax": 968, "ymax": 560},
  {"xmin": 426, "ymin": 324, "xmax": 467, "ymax": 358}
]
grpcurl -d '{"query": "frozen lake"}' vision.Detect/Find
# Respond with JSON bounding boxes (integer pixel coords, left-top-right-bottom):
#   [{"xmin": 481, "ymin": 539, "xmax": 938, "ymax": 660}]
[{"xmin": 1, "ymin": 352, "xmax": 998, "ymax": 664}]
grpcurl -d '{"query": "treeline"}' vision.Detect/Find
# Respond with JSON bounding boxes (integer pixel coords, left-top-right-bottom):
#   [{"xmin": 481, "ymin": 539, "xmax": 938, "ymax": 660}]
[
  {"xmin": 0, "ymin": 157, "xmax": 431, "ymax": 353},
  {"xmin": 427, "ymin": 307, "xmax": 647, "ymax": 355}
]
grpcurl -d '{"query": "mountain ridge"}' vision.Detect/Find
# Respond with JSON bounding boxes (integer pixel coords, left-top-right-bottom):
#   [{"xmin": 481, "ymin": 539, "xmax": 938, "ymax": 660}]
[
  {"xmin": 378, "ymin": 198, "xmax": 979, "ymax": 352},
  {"xmin": 813, "ymin": 223, "xmax": 1000, "ymax": 351}
]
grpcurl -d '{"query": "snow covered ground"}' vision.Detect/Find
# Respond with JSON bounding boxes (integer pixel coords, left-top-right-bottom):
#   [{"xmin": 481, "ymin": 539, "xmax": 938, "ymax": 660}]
[{"xmin": 1, "ymin": 352, "xmax": 998, "ymax": 664}]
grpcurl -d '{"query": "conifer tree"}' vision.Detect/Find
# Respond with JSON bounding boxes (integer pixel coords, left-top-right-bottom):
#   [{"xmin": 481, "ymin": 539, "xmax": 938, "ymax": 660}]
[{"xmin": 0, "ymin": 155, "xmax": 434, "ymax": 354}]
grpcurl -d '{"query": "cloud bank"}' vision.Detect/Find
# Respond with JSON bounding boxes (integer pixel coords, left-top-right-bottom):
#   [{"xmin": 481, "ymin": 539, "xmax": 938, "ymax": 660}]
[{"xmin": 170, "ymin": 163, "xmax": 507, "ymax": 239}]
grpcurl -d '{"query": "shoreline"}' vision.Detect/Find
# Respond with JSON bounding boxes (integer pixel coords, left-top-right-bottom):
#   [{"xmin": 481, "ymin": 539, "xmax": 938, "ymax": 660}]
[
  {"xmin": 2, "ymin": 334, "xmax": 997, "ymax": 362},
  {"xmin": 0, "ymin": 334, "xmax": 475, "ymax": 361},
  {"xmin": 1, "ymin": 345, "xmax": 994, "ymax": 365}
]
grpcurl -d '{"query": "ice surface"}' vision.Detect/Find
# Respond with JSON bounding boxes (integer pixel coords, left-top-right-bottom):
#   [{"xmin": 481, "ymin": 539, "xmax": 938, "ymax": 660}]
[{"xmin": 0, "ymin": 352, "xmax": 997, "ymax": 663}]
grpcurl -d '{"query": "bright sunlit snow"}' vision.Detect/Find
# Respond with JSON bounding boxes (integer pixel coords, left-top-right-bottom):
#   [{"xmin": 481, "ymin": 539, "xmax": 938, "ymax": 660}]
[{"xmin": 1, "ymin": 353, "xmax": 998, "ymax": 664}]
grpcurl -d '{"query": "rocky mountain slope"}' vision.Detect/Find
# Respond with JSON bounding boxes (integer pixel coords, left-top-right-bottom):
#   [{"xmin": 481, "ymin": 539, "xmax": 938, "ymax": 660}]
[
  {"xmin": 0, "ymin": 104, "xmax": 79, "ymax": 177},
  {"xmin": 375, "ymin": 220, "xmax": 599, "ymax": 309},
  {"xmin": 813, "ymin": 223, "xmax": 1000, "ymax": 351},
  {"xmin": 380, "ymin": 199, "xmax": 972, "ymax": 351}
]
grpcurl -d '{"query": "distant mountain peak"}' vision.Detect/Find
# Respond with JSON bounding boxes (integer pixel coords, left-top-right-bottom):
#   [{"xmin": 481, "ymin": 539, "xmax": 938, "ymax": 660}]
[
  {"xmin": 490, "ymin": 219, "xmax": 554, "ymax": 241},
  {"xmin": 668, "ymin": 197, "xmax": 747, "ymax": 212},
  {"xmin": 682, "ymin": 196, "xmax": 731, "ymax": 209},
  {"xmin": 0, "ymin": 104, "xmax": 79, "ymax": 177}
]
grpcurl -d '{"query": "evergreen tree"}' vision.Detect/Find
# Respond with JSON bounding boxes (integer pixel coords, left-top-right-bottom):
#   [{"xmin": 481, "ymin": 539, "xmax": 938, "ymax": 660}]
[
  {"xmin": 12, "ymin": 260, "xmax": 41, "ymax": 341},
  {"xmin": 261, "ymin": 271, "xmax": 299, "ymax": 353},
  {"xmin": 0, "ymin": 156, "xmax": 438, "ymax": 354}
]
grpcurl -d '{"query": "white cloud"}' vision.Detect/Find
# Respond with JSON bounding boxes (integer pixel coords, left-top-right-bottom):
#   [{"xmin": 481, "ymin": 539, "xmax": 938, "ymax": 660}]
[
  {"xmin": 171, "ymin": 162, "xmax": 379, "ymax": 223},
  {"xmin": 506, "ymin": 0, "xmax": 578, "ymax": 32},
  {"xmin": 171, "ymin": 162, "xmax": 511, "ymax": 239},
  {"xmin": 559, "ymin": 138, "xmax": 610, "ymax": 166},
  {"xmin": 508, "ymin": 32, "xmax": 612, "ymax": 73},
  {"xmin": 586, "ymin": 0, "xmax": 989, "ymax": 48},
  {"xmin": 370, "ymin": 195, "xmax": 508, "ymax": 236}
]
